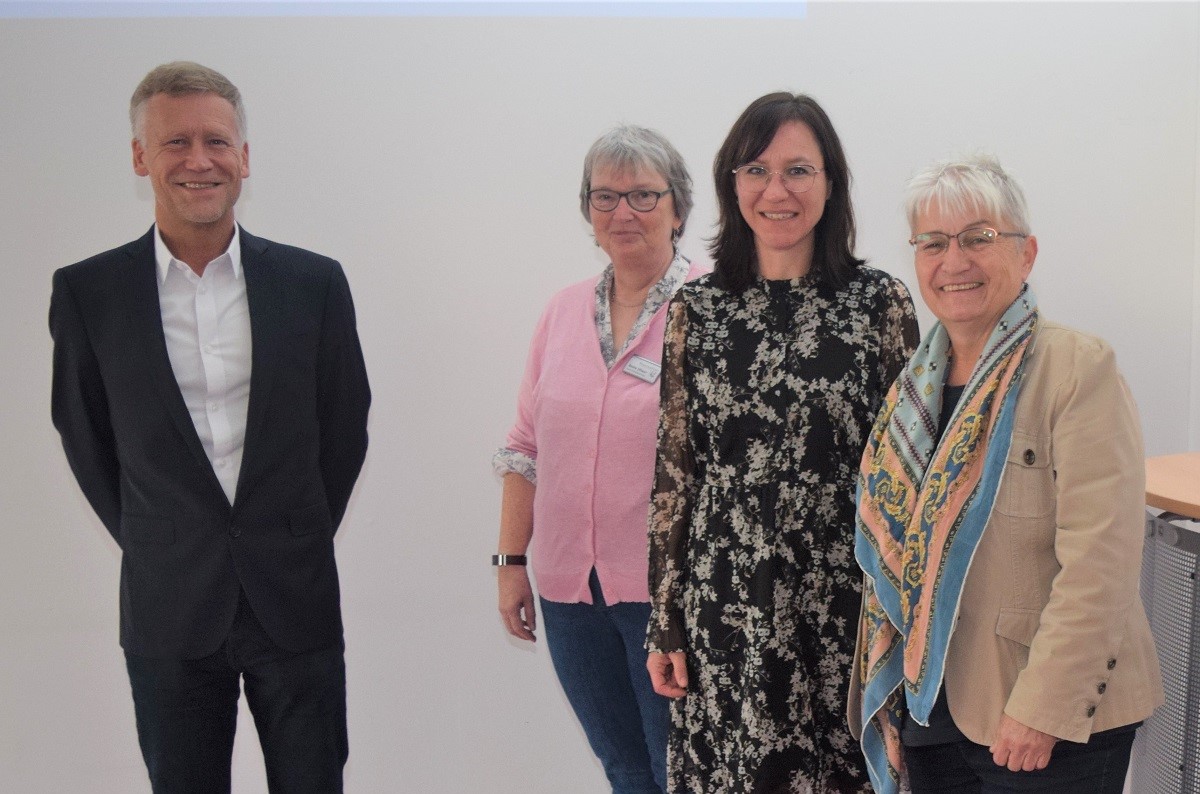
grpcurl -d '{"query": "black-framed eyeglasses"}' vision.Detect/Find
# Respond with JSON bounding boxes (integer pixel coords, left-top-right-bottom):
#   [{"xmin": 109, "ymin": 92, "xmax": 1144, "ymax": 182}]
[
  {"xmin": 731, "ymin": 164, "xmax": 824, "ymax": 194},
  {"xmin": 587, "ymin": 188, "xmax": 671, "ymax": 213},
  {"xmin": 909, "ymin": 227, "xmax": 1027, "ymax": 257}
]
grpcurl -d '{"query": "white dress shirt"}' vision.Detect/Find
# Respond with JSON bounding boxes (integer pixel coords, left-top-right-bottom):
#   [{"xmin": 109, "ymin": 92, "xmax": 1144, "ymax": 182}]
[{"xmin": 155, "ymin": 225, "xmax": 252, "ymax": 505}]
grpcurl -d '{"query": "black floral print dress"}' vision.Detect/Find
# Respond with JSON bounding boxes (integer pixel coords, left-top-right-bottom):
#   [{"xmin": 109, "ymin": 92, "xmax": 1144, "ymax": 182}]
[{"xmin": 647, "ymin": 267, "xmax": 918, "ymax": 793}]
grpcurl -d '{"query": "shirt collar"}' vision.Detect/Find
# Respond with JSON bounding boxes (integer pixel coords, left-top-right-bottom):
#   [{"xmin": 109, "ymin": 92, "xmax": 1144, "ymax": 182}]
[
  {"xmin": 154, "ymin": 223, "xmax": 242, "ymax": 284},
  {"xmin": 598, "ymin": 252, "xmax": 691, "ymax": 307},
  {"xmin": 650, "ymin": 253, "xmax": 691, "ymax": 302}
]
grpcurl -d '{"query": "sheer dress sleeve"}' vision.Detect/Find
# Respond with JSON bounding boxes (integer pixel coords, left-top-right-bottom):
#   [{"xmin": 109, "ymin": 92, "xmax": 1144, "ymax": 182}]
[
  {"xmin": 878, "ymin": 276, "xmax": 920, "ymax": 393},
  {"xmin": 646, "ymin": 296, "xmax": 695, "ymax": 654}
]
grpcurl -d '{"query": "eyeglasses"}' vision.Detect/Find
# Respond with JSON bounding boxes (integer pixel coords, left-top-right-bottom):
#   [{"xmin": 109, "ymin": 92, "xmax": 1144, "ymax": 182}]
[
  {"xmin": 910, "ymin": 227, "xmax": 1027, "ymax": 257},
  {"xmin": 732, "ymin": 164, "xmax": 824, "ymax": 194},
  {"xmin": 587, "ymin": 188, "xmax": 671, "ymax": 213}
]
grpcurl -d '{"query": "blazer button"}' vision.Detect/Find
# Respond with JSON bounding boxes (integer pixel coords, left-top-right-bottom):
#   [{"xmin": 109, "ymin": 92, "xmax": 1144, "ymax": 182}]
[
  {"xmin": 1086, "ymin": 705, "xmax": 1096, "ymax": 717},
  {"xmin": 1023, "ymin": 449, "xmax": 1036, "ymax": 465},
  {"xmin": 229, "ymin": 526, "xmax": 242, "ymax": 538},
  {"xmin": 1097, "ymin": 682, "xmax": 1107, "ymax": 694},
  {"xmin": 1107, "ymin": 658, "xmax": 1117, "ymax": 670}
]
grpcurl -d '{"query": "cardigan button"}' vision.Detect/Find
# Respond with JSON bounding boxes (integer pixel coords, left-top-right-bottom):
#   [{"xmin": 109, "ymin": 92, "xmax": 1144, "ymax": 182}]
[
  {"xmin": 1086, "ymin": 705, "xmax": 1096, "ymax": 717},
  {"xmin": 1023, "ymin": 449, "xmax": 1036, "ymax": 465},
  {"xmin": 1107, "ymin": 658, "xmax": 1117, "ymax": 670},
  {"xmin": 1097, "ymin": 682, "xmax": 1107, "ymax": 694}
]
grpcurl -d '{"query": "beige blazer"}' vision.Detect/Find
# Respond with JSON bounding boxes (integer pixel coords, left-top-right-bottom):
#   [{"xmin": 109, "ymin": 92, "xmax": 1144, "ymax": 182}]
[{"xmin": 850, "ymin": 321, "xmax": 1164, "ymax": 746}]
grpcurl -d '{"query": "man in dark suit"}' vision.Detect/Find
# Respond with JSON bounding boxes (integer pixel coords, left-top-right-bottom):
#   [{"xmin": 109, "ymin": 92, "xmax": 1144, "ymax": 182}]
[{"xmin": 49, "ymin": 61, "xmax": 370, "ymax": 793}]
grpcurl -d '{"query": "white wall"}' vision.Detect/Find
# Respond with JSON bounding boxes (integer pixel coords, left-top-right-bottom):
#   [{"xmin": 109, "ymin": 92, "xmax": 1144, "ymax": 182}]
[{"xmin": 1, "ymin": 3, "xmax": 1197, "ymax": 791}]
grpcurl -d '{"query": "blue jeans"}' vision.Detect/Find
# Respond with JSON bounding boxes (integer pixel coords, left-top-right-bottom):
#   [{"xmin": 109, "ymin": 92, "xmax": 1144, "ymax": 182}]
[
  {"xmin": 540, "ymin": 570, "xmax": 669, "ymax": 794},
  {"xmin": 903, "ymin": 726, "xmax": 1136, "ymax": 793}
]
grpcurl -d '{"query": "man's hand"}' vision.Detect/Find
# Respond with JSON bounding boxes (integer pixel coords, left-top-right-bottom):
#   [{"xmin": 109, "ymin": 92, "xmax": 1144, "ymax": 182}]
[{"xmin": 989, "ymin": 713, "xmax": 1058, "ymax": 771}]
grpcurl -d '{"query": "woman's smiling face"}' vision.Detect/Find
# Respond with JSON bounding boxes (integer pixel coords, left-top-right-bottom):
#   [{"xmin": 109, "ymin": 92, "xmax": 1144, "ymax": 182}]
[
  {"xmin": 912, "ymin": 203, "xmax": 1037, "ymax": 342},
  {"xmin": 735, "ymin": 120, "xmax": 829, "ymax": 267}
]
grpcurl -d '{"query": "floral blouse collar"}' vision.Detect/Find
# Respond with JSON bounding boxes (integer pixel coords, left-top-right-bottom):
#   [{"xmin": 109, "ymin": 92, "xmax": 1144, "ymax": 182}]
[{"xmin": 595, "ymin": 253, "xmax": 691, "ymax": 368}]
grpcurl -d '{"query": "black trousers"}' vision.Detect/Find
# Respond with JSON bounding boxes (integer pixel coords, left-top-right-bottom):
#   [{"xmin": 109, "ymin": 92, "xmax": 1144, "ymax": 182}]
[
  {"xmin": 903, "ymin": 727, "xmax": 1136, "ymax": 793},
  {"xmin": 124, "ymin": 591, "xmax": 348, "ymax": 794}
]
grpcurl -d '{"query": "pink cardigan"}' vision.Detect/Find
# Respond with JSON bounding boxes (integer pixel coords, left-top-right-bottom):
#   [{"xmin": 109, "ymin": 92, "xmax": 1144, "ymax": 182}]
[{"xmin": 505, "ymin": 263, "xmax": 706, "ymax": 604}]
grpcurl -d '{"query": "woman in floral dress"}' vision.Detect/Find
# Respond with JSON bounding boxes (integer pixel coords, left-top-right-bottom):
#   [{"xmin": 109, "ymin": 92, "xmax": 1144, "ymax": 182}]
[{"xmin": 646, "ymin": 92, "xmax": 919, "ymax": 793}]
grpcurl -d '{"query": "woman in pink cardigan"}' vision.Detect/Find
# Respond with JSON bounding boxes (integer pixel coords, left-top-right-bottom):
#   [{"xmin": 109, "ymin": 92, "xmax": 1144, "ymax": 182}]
[{"xmin": 493, "ymin": 125, "xmax": 705, "ymax": 793}]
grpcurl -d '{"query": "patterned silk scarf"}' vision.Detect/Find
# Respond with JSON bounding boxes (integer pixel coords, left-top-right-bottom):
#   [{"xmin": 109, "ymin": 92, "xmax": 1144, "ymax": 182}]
[{"xmin": 854, "ymin": 286, "xmax": 1038, "ymax": 793}]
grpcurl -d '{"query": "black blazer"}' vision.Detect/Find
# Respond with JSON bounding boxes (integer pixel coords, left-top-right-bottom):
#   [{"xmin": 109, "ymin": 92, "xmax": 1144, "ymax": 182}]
[{"xmin": 50, "ymin": 227, "xmax": 370, "ymax": 659}]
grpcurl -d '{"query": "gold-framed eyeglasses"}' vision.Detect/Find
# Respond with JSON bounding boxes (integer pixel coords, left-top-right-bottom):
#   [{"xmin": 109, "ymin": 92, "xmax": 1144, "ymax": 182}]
[
  {"xmin": 587, "ymin": 188, "xmax": 671, "ymax": 213},
  {"xmin": 732, "ymin": 164, "xmax": 824, "ymax": 194},
  {"xmin": 910, "ymin": 227, "xmax": 1027, "ymax": 257}
]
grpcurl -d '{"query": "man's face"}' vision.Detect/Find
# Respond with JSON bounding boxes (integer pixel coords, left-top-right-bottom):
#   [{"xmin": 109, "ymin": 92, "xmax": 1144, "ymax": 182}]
[{"xmin": 132, "ymin": 92, "xmax": 249, "ymax": 238}]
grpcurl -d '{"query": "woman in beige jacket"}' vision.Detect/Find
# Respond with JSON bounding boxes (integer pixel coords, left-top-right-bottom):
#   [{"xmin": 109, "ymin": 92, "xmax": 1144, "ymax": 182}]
[{"xmin": 851, "ymin": 154, "xmax": 1162, "ymax": 793}]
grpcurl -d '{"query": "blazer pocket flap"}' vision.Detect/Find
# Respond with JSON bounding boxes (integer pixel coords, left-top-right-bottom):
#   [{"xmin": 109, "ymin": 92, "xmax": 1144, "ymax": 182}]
[
  {"xmin": 121, "ymin": 514, "xmax": 175, "ymax": 545},
  {"xmin": 1007, "ymin": 432, "xmax": 1051, "ymax": 469},
  {"xmin": 995, "ymin": 608, "xmax": 1042, "ymax": 647},
  {"xmin": 289, "ymin": 502, "xmax": 332, "ymax": 536},
  {"xmin": 997, "ymin": 431, "xmax": 1055, "ymax": 519}
]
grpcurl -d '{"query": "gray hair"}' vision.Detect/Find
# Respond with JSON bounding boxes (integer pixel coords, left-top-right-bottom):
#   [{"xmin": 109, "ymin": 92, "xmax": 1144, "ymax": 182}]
[
  {"xmin": 579, "ymin": 125, "xmax": 694, "ymax": 235},
  {"xmin": 130, "ymin": 61, "xmax": 246, "ymax": 144},
  {"xmin": 904, "ymin": 153, "xmax": 1031, "ymax": 235}
]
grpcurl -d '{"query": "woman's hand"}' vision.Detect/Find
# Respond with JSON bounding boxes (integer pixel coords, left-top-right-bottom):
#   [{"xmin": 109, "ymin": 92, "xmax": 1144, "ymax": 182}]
[
  {"xmin": 497, "ymin": 566, "xmax": 537, "ymax": 642},
  {"xmin": 989, "ymin": 713, "xmax": 1057, "ymax": 771},
  {"xmin": 647, "ymin": 651, "xmax": 688, "ymax": 698}
]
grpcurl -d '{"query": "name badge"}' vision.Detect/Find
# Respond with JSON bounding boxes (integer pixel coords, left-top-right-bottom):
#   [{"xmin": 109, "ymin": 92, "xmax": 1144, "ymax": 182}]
[{"xmin": 624, "ymin": 355, "xmax": 661, "ymax": 383}]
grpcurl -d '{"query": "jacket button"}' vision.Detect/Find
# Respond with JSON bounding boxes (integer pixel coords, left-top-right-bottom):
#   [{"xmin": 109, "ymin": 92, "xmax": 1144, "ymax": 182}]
[
  {"xmin": 1097, "ymin": 682, "xmax": 1107, "ymax": 694},
  {"xmin": 1086, "ymin": 705, "xmax": 1096, "ymax": 717},
  {"xmin": 1023, "ymin": 449, "xmax": 1036, "ymax": 465},
  {"xmin": 1107, "ymin": 658, "xmax": 1117, "ymax": 670},
  {"xmin": 229, "ymin": 526, "xmax": 242, "ymax": 538}
]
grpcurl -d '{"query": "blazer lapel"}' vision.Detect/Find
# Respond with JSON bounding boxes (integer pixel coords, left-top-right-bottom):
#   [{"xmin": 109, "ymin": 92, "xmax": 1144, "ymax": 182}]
[
  {"xmin": 125, "ymin": 228, "xmax": 227, "ymax": 495},
  {"xmin": 233, "ymin": 230, "xmax": 284, "ymax": 508}
]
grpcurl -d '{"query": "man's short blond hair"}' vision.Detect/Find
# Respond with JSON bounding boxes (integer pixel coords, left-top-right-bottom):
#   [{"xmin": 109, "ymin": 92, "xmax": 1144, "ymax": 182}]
[{"xmin": 129, "ymin": 61, "xmax": 246, "ymax": 143}]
